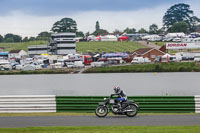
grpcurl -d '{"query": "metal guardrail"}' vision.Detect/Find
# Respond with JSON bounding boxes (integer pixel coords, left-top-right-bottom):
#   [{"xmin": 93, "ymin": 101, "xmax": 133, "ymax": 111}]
[
  {"xmin": 0, "ymin": 95, "xmax": 196, "ymax": 113},
  {"xmin": 195, "ymin": 95, "xmax": 200, "ymax": 113},
  {"xmin": 56, "ymin": 96, "xmax": 195, "ymax": 113},
  {"xmin": 0, "ymin": 95, "xmax": 56, "ymax": 113}
]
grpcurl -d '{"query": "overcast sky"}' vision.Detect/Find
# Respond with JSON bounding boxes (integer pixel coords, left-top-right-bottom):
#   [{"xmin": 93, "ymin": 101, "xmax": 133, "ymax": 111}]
[{"xmin": 0, "ymin": 0, "xmax": 200, "ymax": 37}]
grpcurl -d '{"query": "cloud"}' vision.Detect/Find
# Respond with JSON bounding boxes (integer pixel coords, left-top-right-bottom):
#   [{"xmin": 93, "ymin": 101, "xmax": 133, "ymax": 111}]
[
  {"xmin": 0, "ymin": 0, "xmax": 185, "ymax": 16},
  {"xmin": 0, "ymin": 1, "xmax": 199, "ymax": 37},
  {"xmin": 0, "ymin": 6, "xmax": 167, "ymax": 37}
]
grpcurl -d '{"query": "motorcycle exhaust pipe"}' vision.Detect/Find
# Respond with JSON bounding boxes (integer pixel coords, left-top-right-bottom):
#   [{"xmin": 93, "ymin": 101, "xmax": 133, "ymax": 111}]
[{"xmin": 122, "ymin": 109, "xmax": 133, "ymax": 112}]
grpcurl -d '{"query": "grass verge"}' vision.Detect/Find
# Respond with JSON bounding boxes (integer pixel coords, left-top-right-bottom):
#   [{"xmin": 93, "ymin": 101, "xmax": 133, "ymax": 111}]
[
  {"xmin": 84, "ymin": 62, "xmax": 200, "ymax": 73},
  {"xmin": 0, "ymin": 41, "xmax": 47, "ymax": 52},
  {"xmin": 0, "ymin": 69, "xmax": 75, "ymax": 75},
  {"xmin": 0, "ymin": 126, "xmax": 200, "ymax": 133}
]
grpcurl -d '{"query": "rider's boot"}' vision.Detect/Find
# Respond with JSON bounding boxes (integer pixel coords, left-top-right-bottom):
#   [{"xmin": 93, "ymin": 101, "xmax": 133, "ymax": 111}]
[{"xmin": 118, "ymin": 103, "xmax": 122, "ymax": 111}]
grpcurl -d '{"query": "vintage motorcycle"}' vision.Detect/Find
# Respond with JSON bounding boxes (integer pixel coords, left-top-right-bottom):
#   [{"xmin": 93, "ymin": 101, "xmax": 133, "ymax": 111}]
[{"xmin": 95, "ymin": 95, "xmax": 139, "ymax": 117}]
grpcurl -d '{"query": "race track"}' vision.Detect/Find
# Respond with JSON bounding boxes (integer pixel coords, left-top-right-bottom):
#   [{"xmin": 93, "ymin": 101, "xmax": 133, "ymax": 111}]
[{"xmin": 0, "ymin": 115, "xmax": 200, "ymax": 128}]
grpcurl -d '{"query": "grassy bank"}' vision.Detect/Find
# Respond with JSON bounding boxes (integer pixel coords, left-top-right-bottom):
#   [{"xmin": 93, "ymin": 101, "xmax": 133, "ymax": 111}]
[
  {"xmin": 0, "ymin": 126, "xmax": 199, "ymax": 133},
  {"xmin": 0, "ymin": 69, "xmax": 74, "ymax": 75},
  {"xmin": 76, "ymin": 41, "xmax": 146, "ymax": 54},
  {"xmin": 0, "ymin": 41, "xmax": 47, "ymax": 52},
  {"xmin": 0, "ymin": 41, "xmax": 146, "ymax": 54},
  {"xmin": 151, "ymin": 41, "xmax": 166, "ymax": 47},
  {"xmin": 84, "ymin": 62, "xmax": 200, "ymax": 73}
]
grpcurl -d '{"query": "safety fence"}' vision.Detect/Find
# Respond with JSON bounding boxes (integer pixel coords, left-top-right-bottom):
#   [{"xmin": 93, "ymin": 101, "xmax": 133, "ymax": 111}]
[
  {"xmin": 0, "ymin": 95, "xmax": 198, "ymax": 113},
  {"xmin": 195, "ymin": 95, "xmax": 200, "ymax": 113},
  {"xmin": 0, "ymin": 95, "xmax": 56, "ymax": 113},
  {"xmin": 56, "ymin": 96, "xmax": 196, "ymax": 113}
]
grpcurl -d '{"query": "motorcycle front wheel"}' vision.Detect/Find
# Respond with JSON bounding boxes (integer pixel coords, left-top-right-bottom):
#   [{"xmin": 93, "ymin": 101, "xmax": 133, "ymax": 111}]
[
  {"xmin": 95, "ymin": 106, "xmax": 108, "ymax": 117},
  {"xmin": 125, "ymin": 104, "xmax": 138, "ymax": 117}
]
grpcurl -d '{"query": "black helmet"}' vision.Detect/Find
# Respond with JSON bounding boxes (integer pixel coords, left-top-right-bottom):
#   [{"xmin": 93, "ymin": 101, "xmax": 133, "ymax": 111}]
[{"xmin": 114, "ymin": 85, "xmax": 121, "ymax": 93}]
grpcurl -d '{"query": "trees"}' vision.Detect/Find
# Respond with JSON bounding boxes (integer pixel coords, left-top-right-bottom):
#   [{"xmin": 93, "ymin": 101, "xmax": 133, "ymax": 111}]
[
  {"xmin": 51, "ymin": 17, "xmax": 77, "ymax": 33},
  {"xmin": 29, "ymin": 37, "xmax": 36, "ymax": 41},
  {"xmin": 168, "ymin": 21, "xmax": 189, "ymax": 33},
  {"xmin": 76, "ymin": 31, "xmax": 85, "ymax": 38},
  {"xmin": 0, "ymin": 35, "xmax": 3, "ymax": 42},
  {"xmin": 38, "ymin": 31, "xmax": 51, "ymax": 37},
  {"xmin": 123, "ymin": 27, "xmax": 136, "ymax": 34},
  {"xmin": 4, "ymin": 33, "xmax": 22, "ymax": 42},
  {"xmin": 138, "ymin": 28, "xmax": 148, "ymax": 33},
  {"xmin": 113, "ymin": 29, "xmax": 122, "ymax": 35},
  {"xmin": 163, "ymin": 3, "xmax": 200, "ymax": 32},
  {"xmin": 22, "ymin": 37, "xmax": 29, "ymax": 42},
  {"xmin": 92, "ymin": 21, "xmax": 108, "ymax": 36},
  {"xmin": 92, "ymin": 29, "xmax": 109, "ymax": 36},
  {"xmin": 85, "ymin": 32, "xmax": 90, "ymax": 38},
  {"xmin": 149, "ymin": 24, "xmax": 158, "ymax": 34},
  {"xmin": 36, "ymin": 31, "xmax": 51, "ymax": 41}
]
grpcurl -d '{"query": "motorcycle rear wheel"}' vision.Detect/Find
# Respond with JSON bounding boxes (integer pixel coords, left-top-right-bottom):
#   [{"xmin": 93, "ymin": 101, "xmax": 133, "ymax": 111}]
[
  {"xmin": 125, "ymin": 104, "xmax": 138, "ymax": 117},
  {"xmin": 95, "ymin": 106, "xmax": 108, "ymax": 117}
]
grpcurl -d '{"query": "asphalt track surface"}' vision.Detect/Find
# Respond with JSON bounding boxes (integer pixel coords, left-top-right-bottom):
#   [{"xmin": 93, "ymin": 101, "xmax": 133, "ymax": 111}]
[{"xmin": 0, "ymin": 115, "xmax": 200, "ymax": 128}]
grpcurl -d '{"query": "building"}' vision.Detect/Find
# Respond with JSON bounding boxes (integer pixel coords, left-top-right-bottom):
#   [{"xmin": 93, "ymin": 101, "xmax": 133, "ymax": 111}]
[
  {"xmin": 132, "ymin": 48, "xmax": 165, "ymax": 62},
  {"xmin": 28, "ymin": 45, "xmax": 48, "ymax": 57},
  {"xmin": 48, "ymin": 32, "xmax": 76, "ymax": 55},
  {"xmin": 9, "ymin": 50, "xmax": 28, "ymax": 59},
  {"xmin": 0, "ymin": 52, "xmax": 8, "ymax": 59}
]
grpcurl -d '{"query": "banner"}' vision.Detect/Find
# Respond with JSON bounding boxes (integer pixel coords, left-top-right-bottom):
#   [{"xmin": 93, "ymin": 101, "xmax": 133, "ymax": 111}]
[{"xmin": 166, "ymin": 42, "xmax": 200, "ymax": 49}]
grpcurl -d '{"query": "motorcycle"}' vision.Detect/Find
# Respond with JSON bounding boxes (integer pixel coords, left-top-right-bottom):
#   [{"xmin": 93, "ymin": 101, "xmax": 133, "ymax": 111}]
[{"xmin": 95, "ymin": 95, "xmax": 139, "ymax": 117}]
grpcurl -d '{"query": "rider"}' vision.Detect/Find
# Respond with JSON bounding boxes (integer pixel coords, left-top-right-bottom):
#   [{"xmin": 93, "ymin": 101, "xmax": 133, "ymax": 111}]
[{"xmin": 111, "ymin": 85, "xmax": 127, "ymax": 110}]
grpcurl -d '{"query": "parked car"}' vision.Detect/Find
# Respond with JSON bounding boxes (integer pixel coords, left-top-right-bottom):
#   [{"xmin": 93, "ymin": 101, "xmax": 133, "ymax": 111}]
[
  {"xmin": 91, "ymin": 62, "xmax": 106, "ymax": 67},
  {"xmin": 131, "ymin": 57, "xmax": 151, "ymax": 64},
  {"xmin": 74, "ymin": 61, "xmax": 85, "ymax": 68},
  {"xmin": 172, "ymin": 38, "xmax": 181, "ymax": 42},
  {"xmin": 66, "ymin": 62, "xmax": 74, "ymax": 68},
  {"xmin": 154, "ymin": 56, "xmax": 161, "ymax": 63},
  {"xmin": 15, "ymin": 65, "xmax": 24, "ymax": 70},
  {"xmin": 194, "ymin": 56, "xmax": 200, "ymax": 62}
]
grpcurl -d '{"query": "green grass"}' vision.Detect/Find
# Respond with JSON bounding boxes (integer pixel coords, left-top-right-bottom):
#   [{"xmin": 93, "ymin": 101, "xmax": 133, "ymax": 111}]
[
  {"xmin": 0, "ymin": 69, "xmax": 74, "ymax": 75},
  {"xmin": 84, "ymin": 62, "xmax": 200, "ymax": 73},
  {"xmin": 0, "ymin": 41, "xmax": 146, "ymax": 54},
  {"xmin": 0, "ymin": 41, "xmax": 47, "ymax": 52},
  {"xmin": 76, "ymin": 41, "xmax": 146, "ymax": 54},
  {"xmin": 151, "ymin": 41, "xmax": 166, "ymax": 47},
  {"xmin": 0, "ymin": 126, "xmax": 200, "ymax": 133},
  {"xmin": 0, "ymin": 112, "xmax": 197, "ymax": 117}
]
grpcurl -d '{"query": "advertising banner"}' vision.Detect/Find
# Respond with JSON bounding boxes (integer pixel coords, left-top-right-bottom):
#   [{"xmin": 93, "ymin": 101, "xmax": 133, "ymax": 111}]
[{"xmin": 166, "ymin": 42, "xmax": 200, "ymax": 49}]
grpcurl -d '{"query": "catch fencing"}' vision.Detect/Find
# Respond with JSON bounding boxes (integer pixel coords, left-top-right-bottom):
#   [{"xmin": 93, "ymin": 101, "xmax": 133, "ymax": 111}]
[
  {"xmin": 195, "ymin": 95, "xmax": 200, "ymax": 113},
  {"xmin": 0, "ymin": 95, "xmax": 56, "ymax": 113}
]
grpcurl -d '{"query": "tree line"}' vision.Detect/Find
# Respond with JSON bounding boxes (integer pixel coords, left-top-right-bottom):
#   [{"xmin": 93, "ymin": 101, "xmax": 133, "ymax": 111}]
[
  {"xmin": 0, "ymin": 32, "xmax": 51, "ymax": 43},
  {"xmin": 0, "ymin": 3, "xmax": 199, "ymax": 43}
]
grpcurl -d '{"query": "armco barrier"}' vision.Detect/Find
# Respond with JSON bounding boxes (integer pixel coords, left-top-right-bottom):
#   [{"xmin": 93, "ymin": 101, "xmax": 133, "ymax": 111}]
[
  {"xmin": 195, "ymin": 95, "xmax": 200, "ymax": 113},
  {"xmin": 0, "ymin": 95, "xmax": 56, "ymax": 113},
  {"xmin": 56, "ymin": 96, "xmax": 195, "ymax": 113}
]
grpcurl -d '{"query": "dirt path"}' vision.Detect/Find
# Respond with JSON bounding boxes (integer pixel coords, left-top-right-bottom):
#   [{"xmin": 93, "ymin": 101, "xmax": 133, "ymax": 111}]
[{"xmin": 138, "ymin": 41, "xmax": 161, "ymax": 49}]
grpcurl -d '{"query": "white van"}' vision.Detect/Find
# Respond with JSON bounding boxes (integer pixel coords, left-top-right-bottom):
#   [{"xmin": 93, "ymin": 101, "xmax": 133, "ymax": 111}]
[
  {"xmin": 194, "ymin": 56, "xmax": 200, "ymax": 62},
  {"xmin": 74, "ymin": 61, "xmax": 84, "ymax": 68},
  {"xmin": 131, "ymin": 57, "xmax": 151, "ymax": 64}
]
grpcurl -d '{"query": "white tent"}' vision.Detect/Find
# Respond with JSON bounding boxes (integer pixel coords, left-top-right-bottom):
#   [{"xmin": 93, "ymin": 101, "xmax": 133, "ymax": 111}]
[
  {"xmin": 165, "ymin": 32, "xmax": 185, "ymax": 38},
  {"xmin": 100, "ymin": 35, "xmax": 117, "ymax": 41}
]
